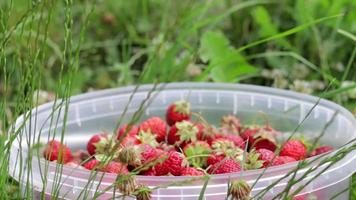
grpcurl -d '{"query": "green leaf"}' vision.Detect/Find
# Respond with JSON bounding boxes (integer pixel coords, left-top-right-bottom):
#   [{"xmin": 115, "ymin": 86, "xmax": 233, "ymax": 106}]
[
  {"xmin": 251, "ymin": 6, "xmax": 291, "ymax": 48},
  {"xmin": 210, "ymin": 50, "xmax": 257, "ymax": 82},
  {"xmin": 199, "ymin": 31, "xmax": 230, "ymax": 62},
  {"xmin": 252, "ymin": 6, "xmax": 278, "ymax": 36},
  {"xmin": 198, "ymin": 31, "xmax": 257, "ymax": 82}
]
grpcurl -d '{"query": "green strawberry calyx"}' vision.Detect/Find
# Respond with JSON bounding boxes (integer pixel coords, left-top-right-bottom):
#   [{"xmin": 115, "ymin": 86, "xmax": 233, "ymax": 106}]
[
  {"xmin": 174, "ymin": 100, "xmax": 191, "ymax": 115},
  {"xmin": 94, "ymin": 134, "xmax": 116, "ymax": 154},
  {"xmin": 243, "ymin": 149, "xmax": 264, "ymax": 170},
  {"xmin": 176, "ymin": 121, "xmax": 198, "ymax": 143},
  {"xmin": 136, "ymin": 130, "xmax": 159, "ymax": 147}
]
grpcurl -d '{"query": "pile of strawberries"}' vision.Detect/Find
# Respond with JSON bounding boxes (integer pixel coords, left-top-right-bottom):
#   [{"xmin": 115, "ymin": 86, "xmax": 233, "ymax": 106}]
[{"xmin": 43, "ymin": 100, "xmax": 334, "ymax": 176}]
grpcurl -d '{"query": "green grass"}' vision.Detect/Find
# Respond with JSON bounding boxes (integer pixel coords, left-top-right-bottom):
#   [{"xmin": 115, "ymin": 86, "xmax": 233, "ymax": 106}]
[{"xmin": 1, "ymin": 0, "xmax": 356, "ymax": 199}]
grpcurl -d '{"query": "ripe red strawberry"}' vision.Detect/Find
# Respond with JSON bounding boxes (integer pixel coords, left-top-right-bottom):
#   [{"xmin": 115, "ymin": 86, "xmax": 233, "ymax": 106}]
[
  {"xmin": 166, "ymin": 100, "xmax": 191, "ymax": 126},
  {"xmin": 83, "ymin": 159, "xmax": 100, "ymax": 170},
  {"xmin": 280, "ymin": 140, "xmax": 307, "ymax": 160},
  {"xmin": 154, "ymin": 151, "xmax": 187, "ymax": 176},
  {"xmin": 120, "ymin": 135, "xmax": 141, "ymax": 147},
  {"xmin": 87, "ymin": 133, "xmax": 112, "ymax": 155},
  {"xmin": 196, "ymin": 123, "xmax": 221, "ymax": 145},
  {"xmin": 207, "ymin": 152, "xmax": 225, "ymax": 166},
  {"xmin": 168, "ymin": 120, "xmax": 198, "ymax": 147},
  {"xmin": 220, "ymin": 114, "xmax": 241, "ymax": 135},
  {"xmin": 256, "ymin": 148, "xmax": 275, "ymax": 168},
  {"xmin": 117, "ymin": 124, "xmax": 139, "ymax": 140},
  {"xmin": 141, "ymin": 168, "xmax": 156, "ymax": 176},
  {"xmin": 208, "ymin": 158, "xmax": 241, "ymax": 174},
  {"xmin": 140, "ymin": 117, "xmax": 167, "ymax": 142},
  {"xmin": 309, "ymin": 145, "xmax": 333, "ymax": 157},
  {"xmin": 138, "ymin": 148, "xmax": 166, "ymax": 175},
  {"xmin": 272, "ymin": 156, "xmax": 296, "ymax": 166},
  {"xmin": 181, "ymin": 167, "xmax": 205, "ymax": 176},
  {"xmin": 222, "ymin": 134, "xmax": 245, "ymax": 149},
  {"xmin": 156, "ymin": 143, "xmax": 176, "ymax": 152},
  {"xmin": 101, "ymin": 161, "xmax": 129, "ymax": 174},
  {"xmin": 240, "ymin": 125, "xmax": 278, "ymax": 151},
  {"xmin": 43, "ymin": 140, "xmax": 73, "ymax": 164},
  {"xmin": 183, "ymin": 141, "xmax": 211, "ymax": 168},
  {"xmin": 139, "ymin": 144, "xmax": 158, "ymax": 165}
]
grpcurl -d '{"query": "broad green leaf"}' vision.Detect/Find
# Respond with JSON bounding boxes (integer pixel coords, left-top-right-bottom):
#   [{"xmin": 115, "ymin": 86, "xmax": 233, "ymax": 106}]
[
  {"xmin": 198, "ymin": 31, "xmax": 257, "ymax": 82},
  {"xmin": 210, "ymin": 50, "xmax": 257, "ymax": 82},
  {"xmin": 199, "ymin": 31, "xmax": 230, "ymax": 62}
]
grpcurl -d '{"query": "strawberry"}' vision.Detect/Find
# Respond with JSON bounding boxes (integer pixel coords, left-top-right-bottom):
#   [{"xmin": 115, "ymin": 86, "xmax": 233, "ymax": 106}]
[
  {"xmin": 120, "ymin": 135, "xmax": 141, "ymax": 147},
  {"xmin": 243, "ymin": 149, "xmax": 264, "ymax": 170},
  {"xmin": 137, "ymin": 146, "xmax": 165, "ymax": 176},
  {"xmin": 167, "ymin": 120, "xmax": 198, "ymax": 147},
  {"xmin": 196, "ymin": 123, "xmax": 220, "ymax": 145},
  {"xmin": 87, "ymin": 133, "xmax": 113, "ymax": 155},
  {"xmin": 101, "ymin": 161, "xmax": 129, "ymax": 174},
  {"xmin": 183, "ymin": 141, "xmax": 211, "ymax": 168},
  {"xmin": 136, "ymin": 130, "xmax": 159, "ymax": 147},
  {"xmin": 43, "ymin": 140, "xmax": 73, "ymax": 164},
  {"xmin": 240, "ymin": 125, "xmax": 278, "ymax": 151},
  {"xmin": 156, "ymin": 142, "xmax": 176, "ymax": 152},
  {"xmin": 140, "ymin": 117, "xmax": 167, "ymax": 142},
  {"xmin": 207, "ymin": 152, "xmax": 225, "ymax": 166},
  {"xmin": 117, "ymin": 124, "xmax": 139, "ymax": 140},
  {"xmin": 83, "ymin": 159, "xmax": 100, "ymax": 170},
  {"xmin": 211, "ymin": 138, "xmax": 244, "ymax": 161},
  {"xmin": 309, "ymin": 145, "xmax": 333, "ymax": 157},
  {"xmin": 117, "ymin": 124, "xmax": 139, "ymax": 144},
  {"xmin": 208, "ymin": 158, "xmax": 241, "ymax": 174},
  {"xmin": 220, "ymin": 114, "xmax": 241, "ymax": 135},
  {"xmin": 272, "ymin": 156, "xmax": 296, "ymax": 166},
  {"xmin": 256, "ymin": 148, "xmax": 275, "ymax": 168},
  {"xmin": 154, "ymin": 151, "xmax": 187, "ymax": 176},
  {"xmin": 141, "ymin": 168, "xmax": 156, "ymax": 176},
  {"xmin": 280, "ymin": 140, "xmax": 307, "ymax": 160},
  {"xmin": 221, "ymin": 134, "xmax": 245, "ymax": 149},
  {"xmin": 138, "ymin": 144, "xmax": 158, "ymax": 166},
  {"xmin": 166, "ymin": 100, "xmax": 191, "ymax": 126},
  {"xmin": 181, "ymin": 167, "xmax": 205, "ymax": 176}
]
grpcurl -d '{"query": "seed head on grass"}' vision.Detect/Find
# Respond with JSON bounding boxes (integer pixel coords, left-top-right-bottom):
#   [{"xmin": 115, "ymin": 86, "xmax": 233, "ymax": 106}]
[
  {"xmin": 228, "ymin": 179, "xmax": 251, "ymax": 200},
  {"xmin": 134, "ymin": 184, "xmax": 152, "ymax": 200},
  {"xmin": 116, "ymin": 174, "xmax": 137, "ymax": 196},
  {"xmin": 117, "ymin": 146, "xmax": 141, "ymax": 166}
]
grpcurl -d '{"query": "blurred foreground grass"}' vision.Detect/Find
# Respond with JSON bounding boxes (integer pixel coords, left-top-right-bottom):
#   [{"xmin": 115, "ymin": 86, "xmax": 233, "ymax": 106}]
[{"xmin": 1, "ymin": 0, "xmax": 355, "ymax": 199}]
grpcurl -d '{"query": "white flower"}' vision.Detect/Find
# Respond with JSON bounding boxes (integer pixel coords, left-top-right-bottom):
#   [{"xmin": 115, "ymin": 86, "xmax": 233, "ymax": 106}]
[
  {"xmin": 289, "ymin": 80, "xmax": 313, "ymax": 94},
  {"xmin": 341, "ymin": 81, "xmax": 356, "ymax": 99}
]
